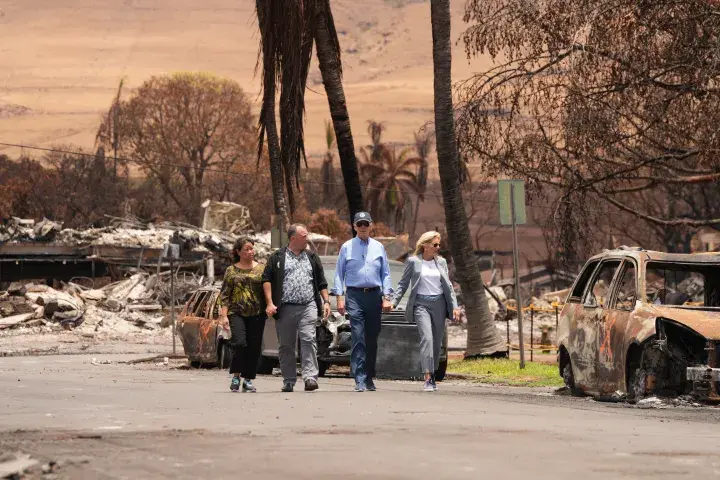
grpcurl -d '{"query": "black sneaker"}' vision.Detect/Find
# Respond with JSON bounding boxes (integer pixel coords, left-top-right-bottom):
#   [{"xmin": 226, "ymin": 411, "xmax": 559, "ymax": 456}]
[
  {"xmin": 304, "ymin": 378, "xmax": 319, "ymax": 391},
  {"xmin": 281, "ymin": 382, "xmax": 294, "ymax": 393},
  {"xmin": 366, "ymin": 380, "xmax": 377, "ymax": 391},
  {"xmin": 230, "ymin": 376, "xmax": 241, "ymax": 392}
]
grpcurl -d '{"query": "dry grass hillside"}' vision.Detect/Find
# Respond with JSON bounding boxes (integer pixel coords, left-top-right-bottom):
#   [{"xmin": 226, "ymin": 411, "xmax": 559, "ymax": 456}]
[{"xmin": 0, "ymin": 0, "xmax": 494, "ymax": 162}]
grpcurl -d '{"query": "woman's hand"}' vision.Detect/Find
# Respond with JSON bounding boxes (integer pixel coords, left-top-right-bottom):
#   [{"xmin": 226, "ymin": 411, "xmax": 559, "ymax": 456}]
[
  {"xmin": 266, "ymin": 303, "xmax": 278, "ymax": 318},
  {"xmin": 452, "ymin": 308, "xmax": 461, "ymax": 321},
  {"xmin": 220, "ymin": 314, "xmax": 229, "ymax": 329}
]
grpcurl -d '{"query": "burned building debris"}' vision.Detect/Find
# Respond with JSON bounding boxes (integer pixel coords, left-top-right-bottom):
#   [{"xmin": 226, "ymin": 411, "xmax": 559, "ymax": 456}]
[{"xmin": 0, "ymin": 212, "xmax": 333, "ymax": 341}]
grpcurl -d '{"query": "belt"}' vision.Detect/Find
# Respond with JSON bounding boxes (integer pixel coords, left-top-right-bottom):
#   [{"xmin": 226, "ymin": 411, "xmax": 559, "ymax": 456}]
[{"xmin": 347, "ymin": 286, "xmax": 380, "ymax": 293}]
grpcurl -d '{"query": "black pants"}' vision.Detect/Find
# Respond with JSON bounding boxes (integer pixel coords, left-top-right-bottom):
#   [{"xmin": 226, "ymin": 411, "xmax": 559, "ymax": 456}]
[{"xmin": 228, "ymin": 314, "xmax": 266, "ymax": 379}]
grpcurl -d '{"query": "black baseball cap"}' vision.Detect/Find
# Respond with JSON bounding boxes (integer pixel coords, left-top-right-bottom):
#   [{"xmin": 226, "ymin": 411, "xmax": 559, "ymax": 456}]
[{"xmin": 353, "ymin": 212, "xmax": 373, "ymax": 224}]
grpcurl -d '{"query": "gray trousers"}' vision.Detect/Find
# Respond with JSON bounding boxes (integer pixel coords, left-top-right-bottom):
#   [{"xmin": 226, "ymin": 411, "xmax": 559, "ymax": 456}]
[
  {"xmin": 275, "ymin": 302, "xmax": 319, "ymax": 384},
  {"xmin": 414, "ymin": 294, "xmax": 447, "ymax": 374}
]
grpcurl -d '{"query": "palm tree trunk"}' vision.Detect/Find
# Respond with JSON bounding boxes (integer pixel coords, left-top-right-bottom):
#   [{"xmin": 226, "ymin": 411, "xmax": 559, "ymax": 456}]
[
  {"xmin": 256, "ymin": 0, "xmax": 289, "ymax": 231},
  {"xmin": 313, "ymin": 0, "xmax": 364, "ymax": 231},
  {"xmin": 264, "ymin": 76, "xmax": 290, "ymax": 232},
  {"xmin": 430, "ymin": 0, "xmax": 505, "ymax": 357}
]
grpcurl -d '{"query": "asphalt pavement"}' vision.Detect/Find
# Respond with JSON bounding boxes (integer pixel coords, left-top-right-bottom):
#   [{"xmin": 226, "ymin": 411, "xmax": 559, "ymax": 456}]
[{"xmin": 1, "ymin": 354, "xmax": 720, "ymax": 479}]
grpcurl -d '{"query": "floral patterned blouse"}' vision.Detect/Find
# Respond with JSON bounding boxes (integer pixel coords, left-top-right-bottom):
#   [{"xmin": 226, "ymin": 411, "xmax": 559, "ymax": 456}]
[{"xmin": 217, "ymin": 263, "xmax": 266, "ymax": 317}]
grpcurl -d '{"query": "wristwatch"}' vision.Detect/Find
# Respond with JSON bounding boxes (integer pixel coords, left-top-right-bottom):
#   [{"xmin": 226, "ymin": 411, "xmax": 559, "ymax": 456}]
[{"xmin": 324, "ymin": 299, "xmax": 331, "ymax": 305}]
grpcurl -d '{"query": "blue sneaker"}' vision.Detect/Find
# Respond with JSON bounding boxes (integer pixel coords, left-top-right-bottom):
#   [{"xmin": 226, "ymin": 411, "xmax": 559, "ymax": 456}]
[
  {"xmin": 354, "ymin": 383, "xmax": 367, "ymax": 392},
  {"xmin": 423, "ymin": 380, "xmax": 434, "ymax": 392},
  {"xmin": 366, "ymin": 380, "xmax": 377, "ymax": 391},
  {"xmin": 230, "ymin": 376, "xmax": 241, "ymax": 392},
  {"xmin": 242, "ymin": 379, "xmax": 256, "ymax": 393}
]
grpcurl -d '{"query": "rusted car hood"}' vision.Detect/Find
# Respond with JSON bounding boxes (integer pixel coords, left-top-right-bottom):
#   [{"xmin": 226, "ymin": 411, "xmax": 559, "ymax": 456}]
[{"xmin": 645, "ymin": 304, "xmax": 720, "ymax": 339}]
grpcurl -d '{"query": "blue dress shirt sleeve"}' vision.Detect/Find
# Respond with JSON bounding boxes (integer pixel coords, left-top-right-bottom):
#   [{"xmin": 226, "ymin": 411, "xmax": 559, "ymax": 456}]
[
  {"xmin": 380, "ymin": 246, "xmax": 393, "ymax": 296},
  {"xmin": 331, "ymin": 243, "xmax": 348, "ymax": 296}
]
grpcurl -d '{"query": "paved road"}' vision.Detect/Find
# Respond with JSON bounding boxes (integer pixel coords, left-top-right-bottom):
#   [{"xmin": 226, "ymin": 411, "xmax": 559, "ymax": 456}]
[{"xmin": 2, "ymin": 355, "xmax": 720, "ymax": 479}]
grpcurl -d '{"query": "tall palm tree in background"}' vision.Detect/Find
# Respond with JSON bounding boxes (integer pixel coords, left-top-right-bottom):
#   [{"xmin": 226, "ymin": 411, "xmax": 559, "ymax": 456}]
[
  {"xmin": 360, "ymin": 146, "xmax": 425, "ymax": 232},
  {"xmin": 410, "ymin": 128, "xmax": 433, "ymax": 241},
  {"xmin": 95, "ymin": 78, "xmax": 126, "ymax": 180},
  {"xmin": 365, "ymin": 119, "xmax": 387, "ymax": 163},
  {"xmin": 321, "ymin": 119, "xmax": 336, "ymax": 205},
  {"xmin": 430, "ymin": 0, "xmax": 505, "ymax": 357}
]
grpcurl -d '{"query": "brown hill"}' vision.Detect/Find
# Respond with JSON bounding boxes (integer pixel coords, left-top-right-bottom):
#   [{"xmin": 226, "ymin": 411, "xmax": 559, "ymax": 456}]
[{"xmin": 0, "ymin": 0, "xmax": 493, "ymax": 164}]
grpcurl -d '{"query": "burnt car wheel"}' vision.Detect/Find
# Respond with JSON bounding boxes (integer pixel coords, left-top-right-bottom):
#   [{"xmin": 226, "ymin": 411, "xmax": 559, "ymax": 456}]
[
  {"xmin": 561, "ymin": 361, "xmax": 583, "ymax": 396},
  {"xmin": 434, "ymin": 359, "xmax": 447, "ymax": 382},
  {"xmin": 190, "ymin": 360, "xmax": 201, "ymax": 369},
  {"xmin": 218, "ymin": 342, "xmax": 232, "ymax": 370},
  {"xmin": 318, "ymin": 361, "xmax": 329, "ymax": 377}
]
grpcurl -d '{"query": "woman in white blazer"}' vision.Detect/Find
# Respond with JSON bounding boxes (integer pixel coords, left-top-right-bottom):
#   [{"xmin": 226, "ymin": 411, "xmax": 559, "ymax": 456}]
[{"xmin": 392, "ymin": 231, "xmax": 460, "ymax": 391}]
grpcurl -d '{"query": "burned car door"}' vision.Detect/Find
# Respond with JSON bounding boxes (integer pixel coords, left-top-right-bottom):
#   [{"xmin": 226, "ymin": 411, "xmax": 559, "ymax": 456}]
[
  {"xmin": 178, "ymin": 290, "xmax": 216, "ymax": 362},
  {"xmin": 597, "ymin": 259, "xmax": 637, "ymax": 394},
  {"xmin": 205, "ymin": 291, "xmax": 222, "ymax": 360},
  {"xmin": 573, "ymin": 260, "xmax": 622, "ymax": 392}
]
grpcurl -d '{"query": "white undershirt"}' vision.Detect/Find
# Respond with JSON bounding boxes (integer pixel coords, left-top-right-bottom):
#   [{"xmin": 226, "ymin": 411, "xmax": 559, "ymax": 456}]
[{"xmin": 417, "ymin": 259, "xmax": 443, "ymax": 296}]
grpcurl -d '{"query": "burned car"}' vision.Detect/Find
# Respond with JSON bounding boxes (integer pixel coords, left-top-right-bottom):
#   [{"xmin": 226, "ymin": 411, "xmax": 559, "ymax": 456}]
[
  {"xmin": 558, "ymin": 246, "xmax": 720, "ymax": 402},
  {"xmin": 176, "ymin": 285, "xmax": 233, "ymax": 369},
  {"xmin": 177, "ymin": 255, "xmax": 448, "ymax": 380}
]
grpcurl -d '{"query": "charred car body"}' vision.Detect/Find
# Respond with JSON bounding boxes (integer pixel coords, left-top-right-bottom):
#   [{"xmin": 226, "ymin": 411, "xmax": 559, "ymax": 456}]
[
  {"xmin": 177, "ymin": 256, "xmax": 448, "ymax": 380},
  {"xmin": 558, "ymin": 246, "xmax": 720, "ymax": 402}
]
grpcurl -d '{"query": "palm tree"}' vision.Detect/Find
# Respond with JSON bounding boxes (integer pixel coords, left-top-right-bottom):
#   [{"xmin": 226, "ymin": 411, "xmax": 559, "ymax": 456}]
[
  {"xmin": 360, "ymin": 146, "xmax": 425, "ymax": 232},
  {"xmin": 410, "ymin": 128, "xmax": 433, "ymax": 241},
  {"xmin": 365, "ymin": 119, "xmax": 387, "ymax": 163},
  {"xmin": 321, "ymin": 119, "xmax": 336, "ymax": 204},
  {"xmin": 430, "ymin": 0, "xmax": 505, "ymax": 357},
  {"xmin": 312, "ymin": 0, "xmax": 364, "ymax": 231},
  {"xmin": 95, "ymin": 78, "xmax": 126, "ymax": 180},
  {"xmin": 255, "ymin": 0, "xmax": 364, "ymax": 232},
  {"xmin": 255, "ymin": 0, "xmax": 290, "ymax": 230}
]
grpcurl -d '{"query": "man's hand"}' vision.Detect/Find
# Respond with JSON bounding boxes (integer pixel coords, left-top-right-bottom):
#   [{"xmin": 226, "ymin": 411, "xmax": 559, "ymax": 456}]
[
  {"xmin": 220, "ymin": 314, "xmax": 229, "ymax": 329},
  {"xmin": 323, "ymin": 302, "xmax": 331, "ymax": 320},
  {"xmin": 266, "ymin": 303, "xmax": 278, "ymax": 318},
  {"xmin": 382, "ymin": 298, "xmax": 392, "ymax": 312},
  {"xmin": 337, "ymin": 297, "xmax": 346, "ymax": 316},
  {"xmin": 453, "ymin": 308, "xmax": 461, "ymax": 321}
]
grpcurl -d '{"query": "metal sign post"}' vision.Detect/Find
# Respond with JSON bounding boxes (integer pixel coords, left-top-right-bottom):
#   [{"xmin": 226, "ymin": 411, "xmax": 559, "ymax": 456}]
[
  {"xmin": 498, "ymin": 180, "xmax": 527, "ymax": 369},
  {"xmin": 163, "ymin": 243, "xmax": 181, "ymax": 356},
  {"xmin": 170, "ymin": 254, "xmax": 175, "ymax": 356}
]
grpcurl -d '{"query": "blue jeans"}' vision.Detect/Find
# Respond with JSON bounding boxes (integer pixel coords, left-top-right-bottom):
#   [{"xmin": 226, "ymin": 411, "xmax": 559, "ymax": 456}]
[{"xmin": 346, "ymin": 288, "xmax": 382, "ymax": 386}]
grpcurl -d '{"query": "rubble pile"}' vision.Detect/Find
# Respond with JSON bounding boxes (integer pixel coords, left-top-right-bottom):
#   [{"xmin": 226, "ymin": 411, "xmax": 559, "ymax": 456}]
[
  {"xmin": 0, "ymin": 216, "xmax": 333, "ymax": 261},
  {"xmin": 0, "ymin": 216, "xmax": 273, "ymax": 258},
  {"xmin": 0, "ymin": 271, "xmax": 205, "ymax": 335}
]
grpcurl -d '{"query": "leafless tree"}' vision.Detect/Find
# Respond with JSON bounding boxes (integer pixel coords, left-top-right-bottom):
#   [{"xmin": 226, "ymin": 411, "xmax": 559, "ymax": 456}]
[{"xmin": 457, "ymin": 0, "xmax": 720, "ymax": 259}]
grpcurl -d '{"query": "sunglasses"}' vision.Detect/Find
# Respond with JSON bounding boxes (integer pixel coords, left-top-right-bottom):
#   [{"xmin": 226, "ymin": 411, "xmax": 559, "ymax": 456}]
[
  {"xmin": 430, "ymin": 243, "xmax": 441, "ymax": 248},
  {"xmin": 356, "ymin": 221, "xmax": 370, "ymax": 228}
]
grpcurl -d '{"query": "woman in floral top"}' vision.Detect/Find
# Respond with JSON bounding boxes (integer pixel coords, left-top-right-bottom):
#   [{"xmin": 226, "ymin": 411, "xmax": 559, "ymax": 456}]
[{"xmin": 218, "ymin": 237, "xmax": 266, "ymax": 393}]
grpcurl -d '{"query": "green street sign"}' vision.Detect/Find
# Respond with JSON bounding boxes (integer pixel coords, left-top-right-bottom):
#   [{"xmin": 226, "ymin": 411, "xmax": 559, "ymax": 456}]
[{"xmin": 498, "ymin": 179, "xmax": 526, "ymax": 226}]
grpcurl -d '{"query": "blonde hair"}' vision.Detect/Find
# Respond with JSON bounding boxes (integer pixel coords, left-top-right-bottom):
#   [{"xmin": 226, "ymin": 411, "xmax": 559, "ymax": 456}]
[{"xmin": 414, "ymin": 231, "xmax": 441, "ymax": 255}]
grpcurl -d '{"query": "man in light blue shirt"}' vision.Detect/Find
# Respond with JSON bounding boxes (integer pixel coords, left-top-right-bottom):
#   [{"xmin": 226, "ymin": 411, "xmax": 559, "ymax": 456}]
[{"xmin": 332, "ymin": 212, "xmax": 393, "ymax": 392}]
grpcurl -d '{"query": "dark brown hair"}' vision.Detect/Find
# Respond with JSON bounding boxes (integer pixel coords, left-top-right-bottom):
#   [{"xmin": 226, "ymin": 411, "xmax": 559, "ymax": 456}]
[{"xmin": 232, "ymin": 237, "xmax": 254, "ymax": 262}]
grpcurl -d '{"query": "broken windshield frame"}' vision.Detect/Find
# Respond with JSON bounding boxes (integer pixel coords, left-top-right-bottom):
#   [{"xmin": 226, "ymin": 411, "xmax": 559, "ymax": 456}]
[{"xmin": 644, "ymin": 261, "xmax": 720, "ymax": 308}]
